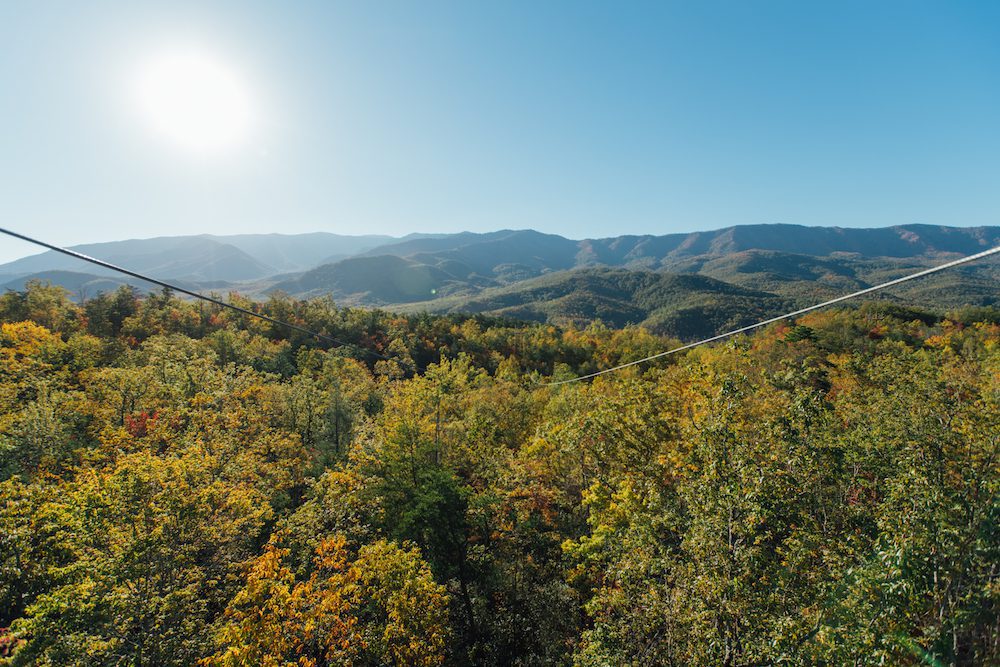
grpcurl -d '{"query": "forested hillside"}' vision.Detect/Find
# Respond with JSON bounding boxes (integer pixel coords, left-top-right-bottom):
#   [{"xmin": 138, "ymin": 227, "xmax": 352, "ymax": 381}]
[
  {"xmin": 1, "ymin": 282, "xmax": 997, "ymax": 665},
  {"xmin": 4, "ymin": 225, "xmax": 999, "ymax": 317},
  {"xmin": 397, "ymin": 268, "xmax": 792, "ymax": 339}
]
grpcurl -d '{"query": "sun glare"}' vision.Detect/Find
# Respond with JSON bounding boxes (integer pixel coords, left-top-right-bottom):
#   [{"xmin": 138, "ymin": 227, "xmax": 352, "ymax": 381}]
[{"xmin": 135, "ymin": 49, "xmax": 254, "ymax": 156}]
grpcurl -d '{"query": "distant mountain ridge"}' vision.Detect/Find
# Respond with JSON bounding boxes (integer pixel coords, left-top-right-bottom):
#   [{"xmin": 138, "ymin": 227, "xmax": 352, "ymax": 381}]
[
  {"xmin": 0, "ymin": 232, "xmax": 400, "ymax": 283},
  {"xmin": 363, "ymin": 224, "xmax": 1000, "ymax": 268},
  {"xmin": 3, "ymin": 224, "xmax": 997, "ymax": 338},
  {"xmin": 202, "ymin": 232, "xmax": 395, "ymax": 272},
  {"xmin": 5, "ymin": 224, "xmax": 998, "ymax": 281},
  {"xmin": 260, "ymin": 224, "xmax": 999, "ymax": 308},
  {"xmin": 610, "ymin": 223, "xmax": 1000, "ymax": 259},
  {"xmin": 1, "ymin": 237, "xmax": 275, "ymax": 282}
]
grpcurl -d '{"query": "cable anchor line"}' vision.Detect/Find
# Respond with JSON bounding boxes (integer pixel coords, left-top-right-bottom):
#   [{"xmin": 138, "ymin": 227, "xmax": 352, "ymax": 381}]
[
  {"xmin": 542, "ymin": 244, "xmax": 1000, "ymax": 387},
  {"xmin": 0, "ymin": 226, "xmax": 394, "ymax": 361}
]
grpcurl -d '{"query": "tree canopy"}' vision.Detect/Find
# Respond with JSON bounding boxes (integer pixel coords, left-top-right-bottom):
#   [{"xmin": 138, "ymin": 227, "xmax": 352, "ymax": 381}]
[{"xmin": 0, "ymin": 281, "xmax": 996, "ymax": 666}]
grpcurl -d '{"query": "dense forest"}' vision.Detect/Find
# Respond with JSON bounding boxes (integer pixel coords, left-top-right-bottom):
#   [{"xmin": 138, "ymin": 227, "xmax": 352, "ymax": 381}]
[{"xmin": 0, "ymin": 280, "xmax": 997, "ymax": 666}]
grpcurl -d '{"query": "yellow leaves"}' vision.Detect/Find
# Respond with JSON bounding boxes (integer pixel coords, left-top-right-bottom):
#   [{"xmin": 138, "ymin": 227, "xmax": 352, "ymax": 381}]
[
  {"xmin": 1, "ymin": 321, "xmax": 63, "ymax": 359},
  {"xmin": 0, "ymin": 322, "xmax": 68, "ymax": 396},
  {"xmin": 312, "ymin": 534, "xmax": 351, "ymax": 572},
  {"xmin": 206, "ymin": 535, "xmax": 359, "ymax": 667},
  {"xmin": 923, "ymin": 333, "xmax": 951, "ymax": 349},
  {"xmin": 208, "ymin": 536, "xmax": 449, "ymax": 667}
]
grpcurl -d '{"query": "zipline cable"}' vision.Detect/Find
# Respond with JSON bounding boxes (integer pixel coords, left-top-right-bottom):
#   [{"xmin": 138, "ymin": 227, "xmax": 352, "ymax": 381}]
[
  {"xmin": 0, "ymin": 226, "xmax": 396, "ymax": 361},
  {"xmin": 542, "ymin": 244, "xmax": 1000, "ymax": 387}
]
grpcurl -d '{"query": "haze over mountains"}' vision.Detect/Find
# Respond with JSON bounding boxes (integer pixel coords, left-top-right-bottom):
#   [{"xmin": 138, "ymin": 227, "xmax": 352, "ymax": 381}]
[
  {"xmin": 0, "ymin": 233, "xmax": 396, "ymax": 281},
  {"xmin": 3, "ymin": 224, "xmax": 997, "ymax": 337}
]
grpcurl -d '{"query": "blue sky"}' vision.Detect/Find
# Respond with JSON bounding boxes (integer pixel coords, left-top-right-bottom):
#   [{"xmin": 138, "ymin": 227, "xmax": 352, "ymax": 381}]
[{"xmin": 2, "ymin": 1, "xmax": 999, "ymax": 262}]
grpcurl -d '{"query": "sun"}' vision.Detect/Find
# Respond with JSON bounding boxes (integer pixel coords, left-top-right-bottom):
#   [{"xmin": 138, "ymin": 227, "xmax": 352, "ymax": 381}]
[{"xmin": 135, "ymin": 49, "xmax": 255, "ymax": 156}]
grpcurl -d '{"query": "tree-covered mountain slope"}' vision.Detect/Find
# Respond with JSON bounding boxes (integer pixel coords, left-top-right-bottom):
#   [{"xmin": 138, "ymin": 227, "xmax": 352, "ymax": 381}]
[
  {"xmin": 268, "ymin": 254, "xmax": 500, "ymax": 304},
  {"xmin": 364, "ymin": 224, "xmax": 1000, "ymax": 270},
  {"xmin": 3, "ymin": 225, "xmax": 997, "ymax": 317},
  {"xmin": 271, "ymin": 225, "xmax": 999, "ymax": 314},
  {"xmin": 394, "ymin": 267, "xmax": 791, "ymax": 338},
  {"xmin": 661, "ymin": 249, "xmax": 1000, "ymax": 305}
]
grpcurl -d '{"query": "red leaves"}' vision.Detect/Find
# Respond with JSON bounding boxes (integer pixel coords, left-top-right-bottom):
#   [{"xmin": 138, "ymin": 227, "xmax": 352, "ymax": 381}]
[{"xmin": 124, "ymin": 410, "xmax": 158, "ymax": 438}]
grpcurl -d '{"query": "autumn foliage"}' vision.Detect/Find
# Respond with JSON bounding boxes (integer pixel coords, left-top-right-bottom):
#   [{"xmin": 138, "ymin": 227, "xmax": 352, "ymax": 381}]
[{"xmin": 0, "ymin": 283, "xmax": 997, "ymax": 665}]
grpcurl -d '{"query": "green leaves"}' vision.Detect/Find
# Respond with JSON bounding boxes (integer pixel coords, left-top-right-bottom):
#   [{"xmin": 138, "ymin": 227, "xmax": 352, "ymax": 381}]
[
  {"xmin": 0, "ymin": 289, "xmax": 998, "ymax": 666},
  {"xmin": 7, "ymin": 450, "xmax": 271, "ymax": 666}
]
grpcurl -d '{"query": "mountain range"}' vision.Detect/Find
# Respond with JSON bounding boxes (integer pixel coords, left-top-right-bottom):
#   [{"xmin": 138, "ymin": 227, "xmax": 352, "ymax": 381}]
[{"xmin": 3, "ymin": 224, "xmax": 997, "ymax": 338}]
